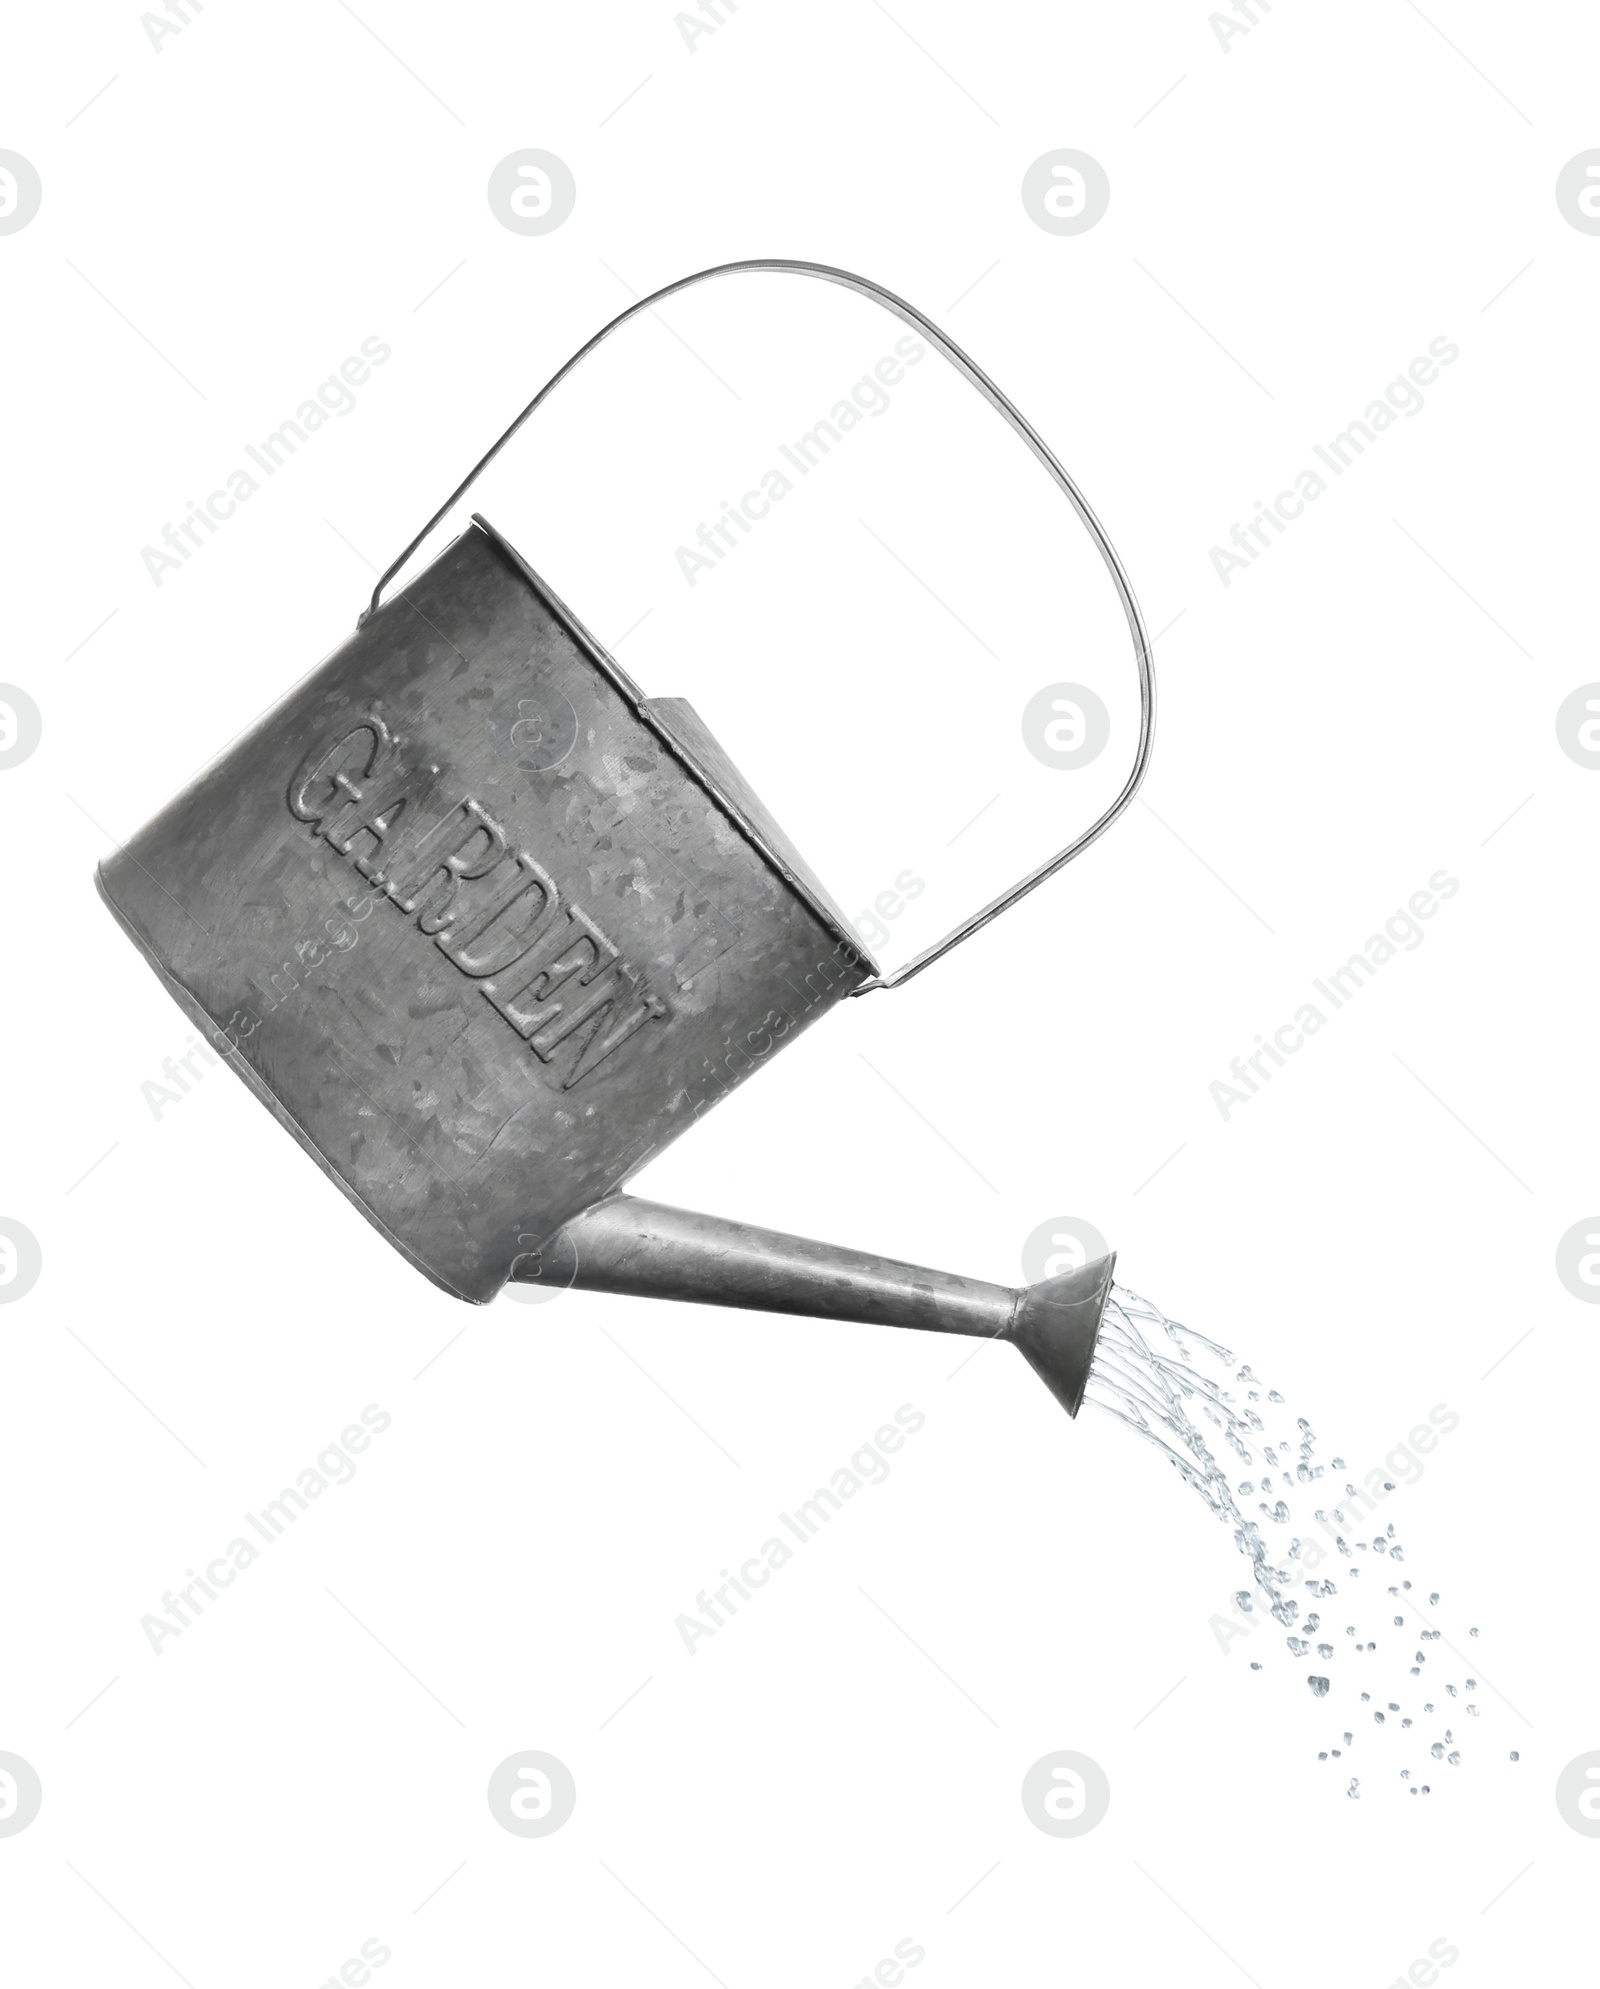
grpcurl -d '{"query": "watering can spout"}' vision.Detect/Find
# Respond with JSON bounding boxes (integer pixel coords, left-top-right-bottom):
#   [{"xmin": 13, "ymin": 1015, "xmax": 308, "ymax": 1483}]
[{"xmin": 519, "ymin": 1196, "xmax": 1115, "ymax": 1418}]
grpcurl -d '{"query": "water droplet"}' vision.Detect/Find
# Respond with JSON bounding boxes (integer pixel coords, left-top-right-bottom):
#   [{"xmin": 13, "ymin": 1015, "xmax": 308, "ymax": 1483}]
[
  {"xmin": 1234, "ymin": 1591, "xmax": 1253, "ymax": 1612},
  {"xmin": 1318, "ymin": 1644, "xmax": 1334, "ymax": 1658},
  {"xmin": 1467, "ymin": 1704, "xmax": 1479, "ymax": 1716},
  {"xmin": 1393, "ymin": 1616, "xmax": 1404, "ymax": 1627},
  {"xmin": 1269, "ymin": 1390, "xmax": 1285, "ymax": 1402},
  {"xmin": 1250, "ymin": 1660, "xmax": 1262, "ymax": 1670},
  {"xmin": 1510, "ymin": 1751, "xmax": 1520, "ymax": 1762},
  {"xmin": 1308, "ymin": 1675, "xmax": 1330, "ymax": 1698},
  {"xmin": 1431, "ymin": 1743, "xmax": 1444, "ymax": 1759},
  {"xmin": 1448, "ymin": 1751, "xmax": 1460, "ymax": 1766},
  {"xmin": 1374, "ymin": 1711, "xmax": 1385, "ymax": 1723},
  {"xmin": 1332, "ymin": 1457, "xmax": 1346, "ymax": 1469},
  {"xmin": 1347, "ymin": 1779, "xmax": 1360, "ymax": 1799},
  {"xmin": 1466, "ymin": 1679, "xmax": 1477, "ymax": 1691}
]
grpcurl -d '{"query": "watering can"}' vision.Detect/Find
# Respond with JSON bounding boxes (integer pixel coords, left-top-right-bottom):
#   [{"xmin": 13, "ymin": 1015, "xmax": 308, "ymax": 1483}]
[{"xmin": 96, "ymin": 262, "xmax": 1154, "ymax": 1418}]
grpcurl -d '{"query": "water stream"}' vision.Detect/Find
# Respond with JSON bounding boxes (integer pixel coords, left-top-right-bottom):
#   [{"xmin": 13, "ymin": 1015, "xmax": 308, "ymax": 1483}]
[{"xmin": 1085, "ymin": 1284, "xmax": 1506, "ymax": 1796}]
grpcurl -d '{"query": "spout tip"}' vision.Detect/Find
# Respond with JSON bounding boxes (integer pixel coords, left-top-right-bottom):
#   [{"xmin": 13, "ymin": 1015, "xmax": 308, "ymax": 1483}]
[{"xmin": 1004, "ymin": 1252, "xmax": 1116, "ymax": 1418}]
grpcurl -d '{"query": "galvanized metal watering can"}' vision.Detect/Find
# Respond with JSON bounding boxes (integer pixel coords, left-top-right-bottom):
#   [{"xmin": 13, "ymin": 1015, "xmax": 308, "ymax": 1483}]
[{"xmin": 97, "ymin": 262, "xmax": 1154, "ymax": 1417}]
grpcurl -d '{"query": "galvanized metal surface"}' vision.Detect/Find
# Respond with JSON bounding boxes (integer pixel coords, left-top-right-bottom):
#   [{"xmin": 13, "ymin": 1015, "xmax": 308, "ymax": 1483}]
[{"xmin": 98, "ymin": 520, "xmax": 869, "ymax": 1303}]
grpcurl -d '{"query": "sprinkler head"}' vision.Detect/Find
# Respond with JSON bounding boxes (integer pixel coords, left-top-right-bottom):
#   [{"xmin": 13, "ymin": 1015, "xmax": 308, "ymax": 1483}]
[{"xmin": 1002, "ymin": 1252, "xmax": 1118, "ymax": 1417}]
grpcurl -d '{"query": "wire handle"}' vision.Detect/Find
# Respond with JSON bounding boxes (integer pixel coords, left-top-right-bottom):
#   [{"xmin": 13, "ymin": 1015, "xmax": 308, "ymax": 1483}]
[{"xmin": 361, "ymin": 258, "xmax": 1155, "ymax": 994}]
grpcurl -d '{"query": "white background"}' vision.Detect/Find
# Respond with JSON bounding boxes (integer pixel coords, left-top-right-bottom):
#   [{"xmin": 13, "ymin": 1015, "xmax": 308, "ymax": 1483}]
[{"xmin": 2, "ymin": 3, "xmax": 1597, "ymax": 1984}]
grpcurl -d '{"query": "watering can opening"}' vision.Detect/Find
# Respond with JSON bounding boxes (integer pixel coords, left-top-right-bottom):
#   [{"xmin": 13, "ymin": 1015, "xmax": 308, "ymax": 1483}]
[{"xmin": 95, "ymin": 260, "xmax": 1152, "ymax": 1416}]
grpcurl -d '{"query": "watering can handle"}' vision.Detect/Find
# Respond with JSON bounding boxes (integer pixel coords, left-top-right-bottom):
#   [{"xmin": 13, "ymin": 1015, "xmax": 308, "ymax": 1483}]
[{"xmin": 362, "ymin": 259, "xmax": 1155, "ymax": 995}]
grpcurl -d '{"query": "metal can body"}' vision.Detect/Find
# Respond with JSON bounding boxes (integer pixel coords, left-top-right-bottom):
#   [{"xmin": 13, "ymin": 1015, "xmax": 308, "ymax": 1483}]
[{"xmin": 99, "ymin": 520, "xmax": 867, "ymax": 1300}]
